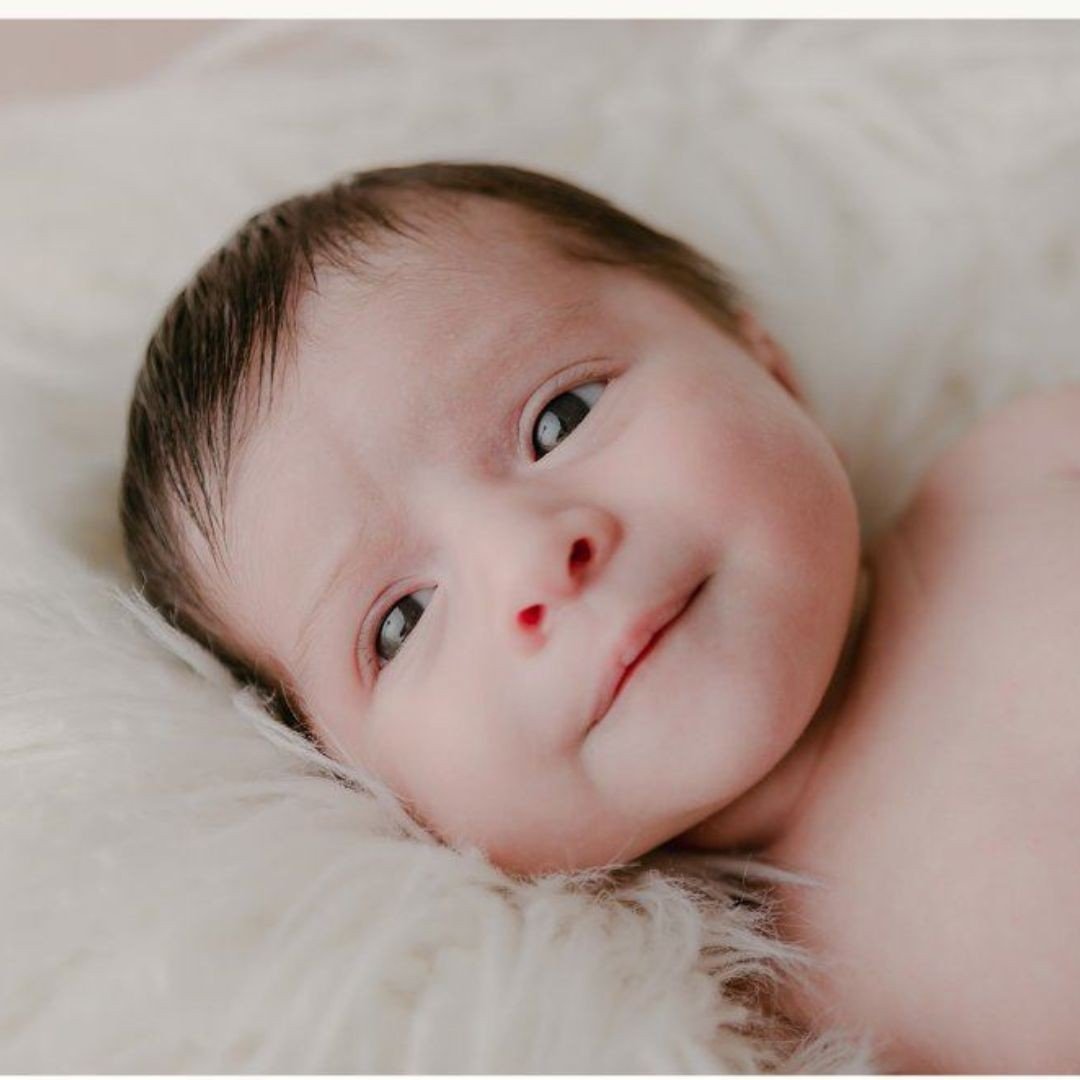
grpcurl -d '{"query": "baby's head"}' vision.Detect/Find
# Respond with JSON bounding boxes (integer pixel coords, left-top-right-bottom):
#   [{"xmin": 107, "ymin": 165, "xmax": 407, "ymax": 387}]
[{"xmin": 121, "ymin": 162, "xmax": 859, "ymax": 875}]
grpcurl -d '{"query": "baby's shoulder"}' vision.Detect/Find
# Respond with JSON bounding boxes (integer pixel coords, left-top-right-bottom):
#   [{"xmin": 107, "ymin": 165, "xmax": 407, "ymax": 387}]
[
  {"xmin": 780, "ymin": 386, "xmax": 1080, "ymax": 1071},
  {"xmin": 917, "ymin": 383, "xmax": 1080, "ymax": 507},
  {"xmin": 887, "ymin": 380, "xmax": 1080, "ymax": 614}
]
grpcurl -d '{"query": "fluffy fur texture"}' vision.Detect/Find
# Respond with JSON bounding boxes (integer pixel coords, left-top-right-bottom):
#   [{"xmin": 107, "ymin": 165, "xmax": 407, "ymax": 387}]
[{"xmin": 2, "ymin": 20, "xmax": 1079, "ymax": 1071}]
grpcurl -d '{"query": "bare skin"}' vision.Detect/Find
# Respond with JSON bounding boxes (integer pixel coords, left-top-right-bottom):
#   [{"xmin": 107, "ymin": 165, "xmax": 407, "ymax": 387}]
[
  {"xmin": 189, "ymin": 194, "xmax": 1079, "ymax": 1070},
  {"xmin": 687, "ymin": 387, "xmax": 1080, "ymax": 1072}
]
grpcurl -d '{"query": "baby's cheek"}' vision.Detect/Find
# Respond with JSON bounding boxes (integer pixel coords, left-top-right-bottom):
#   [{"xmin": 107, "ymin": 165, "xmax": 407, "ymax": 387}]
[
  {"xmin": 732, "ymin": 396, "xmax": 855, "ymax": 550},
  {"xmin": 619, "ymin": 381, "xmax": 740, "ymax": 495},
  {"xmin": 364, "ymin": 676, "xmax": 501, "ymax": 820}
]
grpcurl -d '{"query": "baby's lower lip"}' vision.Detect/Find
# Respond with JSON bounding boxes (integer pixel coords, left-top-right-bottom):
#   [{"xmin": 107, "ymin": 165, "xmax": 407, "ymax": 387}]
[
  {"xmin": 611, "ymin": 624, "xmax": 665, "ymax": 698},
  {"xmin": 589, "ymin": 578, "xmax": 707, "ymax": 731}
]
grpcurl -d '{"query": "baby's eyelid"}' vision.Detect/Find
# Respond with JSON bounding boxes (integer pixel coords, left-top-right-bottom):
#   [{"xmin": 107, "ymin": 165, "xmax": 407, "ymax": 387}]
[
  {"xmin": 359, "ymin": 581, "xmax": 420, "ymax": 680},
  {"xmin": 519, "ymin": 357, "xmax": 615, "ymax": 460}
]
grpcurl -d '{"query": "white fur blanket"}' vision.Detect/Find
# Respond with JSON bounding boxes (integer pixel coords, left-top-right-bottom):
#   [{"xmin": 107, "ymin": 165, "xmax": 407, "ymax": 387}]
[{"xmin": 2, "ymin": 20, "xmax": 1079, "ymax": 1072}]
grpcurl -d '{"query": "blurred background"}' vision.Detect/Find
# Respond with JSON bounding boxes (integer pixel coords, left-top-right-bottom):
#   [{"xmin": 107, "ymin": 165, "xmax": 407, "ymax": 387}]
[{"xmin": 0, "ymin": 20, "xmax": 232, "ymax": 104}]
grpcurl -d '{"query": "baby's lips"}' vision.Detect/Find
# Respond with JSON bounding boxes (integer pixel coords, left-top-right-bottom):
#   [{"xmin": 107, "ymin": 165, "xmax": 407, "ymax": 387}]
[{"xmin": 586, "ymin": 577, "xmax": 706, "ymax": 732}]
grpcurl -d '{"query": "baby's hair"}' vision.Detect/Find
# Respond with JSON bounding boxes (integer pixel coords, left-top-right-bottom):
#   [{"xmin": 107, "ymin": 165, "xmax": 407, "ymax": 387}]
[{"xmin": 119, "ymin": 161, "xmax": 743, "ymax": 739}]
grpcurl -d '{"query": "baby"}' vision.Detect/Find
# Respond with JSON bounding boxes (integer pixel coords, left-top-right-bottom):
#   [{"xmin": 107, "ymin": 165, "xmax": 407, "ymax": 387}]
[{"xmin": 120, "ymin": 162, "xmax": 1080, "ymax": 1072}]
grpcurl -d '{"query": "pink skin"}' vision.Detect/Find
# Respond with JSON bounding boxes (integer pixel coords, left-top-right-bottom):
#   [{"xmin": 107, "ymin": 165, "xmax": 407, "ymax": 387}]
[{"xmin": 196, "ymin": 198, "xmax": 861, "ymax": 876}]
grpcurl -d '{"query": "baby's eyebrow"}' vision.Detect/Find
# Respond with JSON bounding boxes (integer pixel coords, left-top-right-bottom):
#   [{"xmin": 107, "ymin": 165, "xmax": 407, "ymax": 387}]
[{"xmin": 289, "ymin": 297, "xmax": 597, "ymax": 674}]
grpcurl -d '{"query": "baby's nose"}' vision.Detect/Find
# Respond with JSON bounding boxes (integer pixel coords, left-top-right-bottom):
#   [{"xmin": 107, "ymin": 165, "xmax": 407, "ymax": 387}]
[{"xmin": 516, "ymin": 537, "xmax": 594, "ymax": 631}]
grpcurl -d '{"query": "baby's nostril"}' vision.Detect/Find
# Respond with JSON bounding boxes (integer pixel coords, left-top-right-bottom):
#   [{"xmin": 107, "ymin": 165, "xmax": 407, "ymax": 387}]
[
  {"xmin": 570, "ymin": 538, "xmax": 592, "ymax": 567},
  {"xmin": 519, "ymin": 604, "xmax": 544, "ymax": 628}
]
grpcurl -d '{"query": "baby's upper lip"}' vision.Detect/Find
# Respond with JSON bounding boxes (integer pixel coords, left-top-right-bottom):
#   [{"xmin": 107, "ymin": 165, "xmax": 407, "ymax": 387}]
[{"xmin": 587, "ymin": 578, "xmax": 704, "ymax": 732}]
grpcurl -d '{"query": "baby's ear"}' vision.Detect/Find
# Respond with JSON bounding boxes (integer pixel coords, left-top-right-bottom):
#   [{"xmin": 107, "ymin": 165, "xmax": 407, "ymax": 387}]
[{"xmin": 734, "ymin": 310, "xmax": 804, "ymax": 403}]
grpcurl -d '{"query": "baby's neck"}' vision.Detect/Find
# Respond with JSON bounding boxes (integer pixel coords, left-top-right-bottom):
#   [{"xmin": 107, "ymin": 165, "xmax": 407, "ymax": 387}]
[{"xmin": 673, "ymin": 562, "xmax": 873, "ymax": 853}]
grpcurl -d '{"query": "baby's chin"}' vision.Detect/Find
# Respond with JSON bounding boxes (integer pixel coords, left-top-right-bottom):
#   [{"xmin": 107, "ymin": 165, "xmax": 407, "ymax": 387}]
[{"xmin": 477, "ymin": 821, "xmax": 672, "ymax": 879}]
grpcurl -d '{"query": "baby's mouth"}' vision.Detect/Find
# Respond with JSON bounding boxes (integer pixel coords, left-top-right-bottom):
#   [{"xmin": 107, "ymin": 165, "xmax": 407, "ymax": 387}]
[{"xmin": 587, "ymin": 577, "xmax": 707, "ymax": 732}]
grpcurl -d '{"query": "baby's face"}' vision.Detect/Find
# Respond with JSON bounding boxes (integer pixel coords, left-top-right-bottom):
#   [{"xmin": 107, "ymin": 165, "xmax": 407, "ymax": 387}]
[{"xmin": 205, "ymin": 199, "xmax": 860, "ymax": 874}]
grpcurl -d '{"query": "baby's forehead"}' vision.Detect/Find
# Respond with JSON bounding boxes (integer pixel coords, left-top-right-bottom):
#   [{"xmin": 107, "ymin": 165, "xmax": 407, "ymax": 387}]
[
  {"xmin": 231, "ymin": 209, "xmax": 623, "ymax": 511},
  {"xmin": 288, "ymin": 205, "xmax": 602, "ymax": 374},
  {"xmin": 229, "ymin": 192, "xmax": 680, "ymax": 529}
]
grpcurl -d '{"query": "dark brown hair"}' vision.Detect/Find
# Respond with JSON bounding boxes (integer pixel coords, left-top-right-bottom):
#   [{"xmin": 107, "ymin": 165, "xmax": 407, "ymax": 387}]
[{"xmin": 120, "ymin": 161, "xmax": 743, "ymax": 739}]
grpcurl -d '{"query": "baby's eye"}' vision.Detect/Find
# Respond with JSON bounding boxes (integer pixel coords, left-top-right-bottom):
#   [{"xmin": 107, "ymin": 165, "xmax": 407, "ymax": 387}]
[
  {"xmin": 532, "ymin": 380, "xmax": 606, "ymax": 460},
  {"xmin": 374, "ymin": 587, "xmax": 435, "ymax": 668}
]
